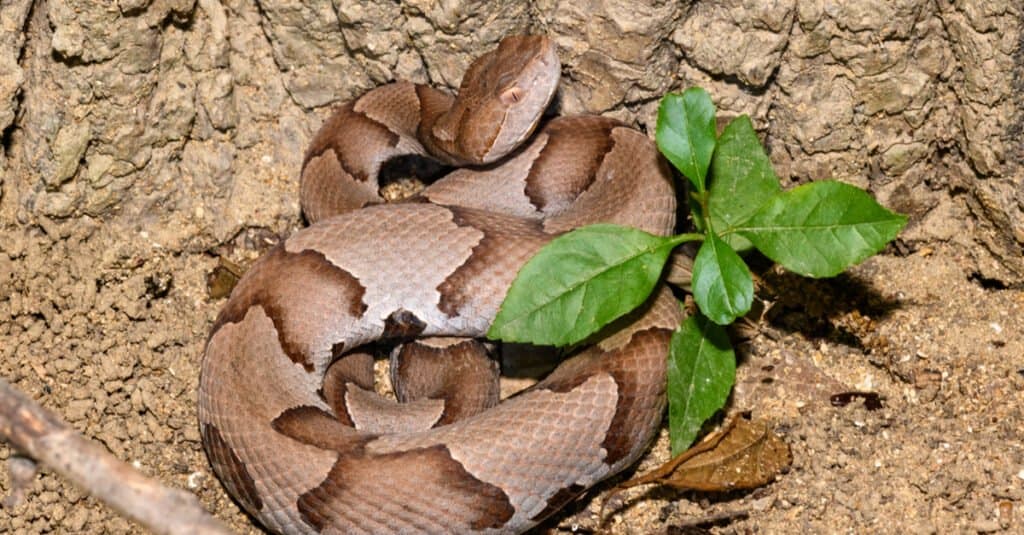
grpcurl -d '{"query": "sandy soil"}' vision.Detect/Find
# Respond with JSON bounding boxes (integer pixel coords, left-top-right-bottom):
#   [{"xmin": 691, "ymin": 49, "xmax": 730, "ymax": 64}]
[{"xmin": 1, "ymin": 190, "xmax": 1022, "ymax": 535}]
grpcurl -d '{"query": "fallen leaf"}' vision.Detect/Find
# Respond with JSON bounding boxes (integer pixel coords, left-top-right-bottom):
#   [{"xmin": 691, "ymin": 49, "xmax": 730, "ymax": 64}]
[
  {"xmin": 206, "ymin": 257, "xmax": 244, "ymax": 299},
  {"xmin": 620, "ymin": 416, "xmax": 791, "ymax": 493}
]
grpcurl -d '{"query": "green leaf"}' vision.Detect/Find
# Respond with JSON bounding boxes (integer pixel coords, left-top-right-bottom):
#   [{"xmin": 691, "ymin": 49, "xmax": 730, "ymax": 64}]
[
  {"xmin": 668, "ymin": 312, "xmax": 736, "ymax": 455},
  {"xmin": 691, "ymin": 233, "xmax": 754, "ymax": 325},
  {"xmin": 736, "ymin": 180, "xmax": 908, "ymax": 278},
  {"xmin": 487, "ymin": 224, "xmax": 678, "ymax": 346},
  {"xmin": 708, "ymin": 116, "xmax": 782, "ymax": 251},
  {"xmin": 656, "ymin": 88, "xmax": 717, "ymax": 193}
]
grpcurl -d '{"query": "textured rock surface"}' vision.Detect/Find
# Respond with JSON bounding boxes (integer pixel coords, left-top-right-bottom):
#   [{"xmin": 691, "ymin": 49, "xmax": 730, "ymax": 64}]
[{"xmin": 0, "ymin": 1, "xmax": 1021, "ymax": 533}]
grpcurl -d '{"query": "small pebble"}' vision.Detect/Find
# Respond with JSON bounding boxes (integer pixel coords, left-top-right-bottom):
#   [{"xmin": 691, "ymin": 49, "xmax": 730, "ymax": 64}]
[{"xmin": 750, "ymin": 496, "xmax": 775, "ymax": 512}]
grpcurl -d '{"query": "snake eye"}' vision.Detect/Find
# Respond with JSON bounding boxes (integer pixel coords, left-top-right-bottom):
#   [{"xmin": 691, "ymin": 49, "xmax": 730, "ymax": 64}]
[
  {"xmin": 495, "ymin": 71, "xmax": 515, "ymax": 88},
  {"xmin": 500, "ymin": 86, "xmax": 524, "ymax": 105}
]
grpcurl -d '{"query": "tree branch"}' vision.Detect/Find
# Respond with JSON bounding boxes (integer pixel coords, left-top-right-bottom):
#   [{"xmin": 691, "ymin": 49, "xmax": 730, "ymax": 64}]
[{"xmin": 0, "ymin": 377, "xmax": 233, "ymax": 535}]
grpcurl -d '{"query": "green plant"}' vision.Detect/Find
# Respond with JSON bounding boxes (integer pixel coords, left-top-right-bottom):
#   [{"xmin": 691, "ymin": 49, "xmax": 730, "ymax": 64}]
[{"xmin": 488, "ymin": 87, "xmax": 907, "ymax": 456}]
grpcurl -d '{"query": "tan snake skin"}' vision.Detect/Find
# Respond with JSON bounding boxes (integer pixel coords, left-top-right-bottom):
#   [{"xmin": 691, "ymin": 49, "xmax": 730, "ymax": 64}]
[{"xmin": 199, "ymin": 35, "xmax": 681, "ymax": 534}]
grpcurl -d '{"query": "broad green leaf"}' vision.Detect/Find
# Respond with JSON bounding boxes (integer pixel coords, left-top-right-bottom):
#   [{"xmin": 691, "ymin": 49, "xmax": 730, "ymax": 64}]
[
  {"xmin": 656, "ymin": 88, "xmax": 717, "ymax": 193},
  {"xmin": 488, "ymin": 224, "xmax": 678, "ymax": 346},
  {"xmin": 668, "ymin": 312, "xmax": 736, "ymax": 455},
  {"xmin": 736, "ymin": 180, "xmax": 907, "ymax": 278},
  {"xmin": 708, "ymin": 116, "xmax": 782, "ymax": 250},
  {"xmin": 691, "ymin": 233, "xmax": 753, "ymax": 325}
]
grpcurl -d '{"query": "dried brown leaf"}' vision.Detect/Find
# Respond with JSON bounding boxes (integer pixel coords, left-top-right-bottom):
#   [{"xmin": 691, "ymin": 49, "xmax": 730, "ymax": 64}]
[
  {"xmin": 206, "ymin": 257, "xmax": 244, "ymax": 299},
  {"xmin": 622, "ymin": 417, "xmax": 791, "ymax": 493}
]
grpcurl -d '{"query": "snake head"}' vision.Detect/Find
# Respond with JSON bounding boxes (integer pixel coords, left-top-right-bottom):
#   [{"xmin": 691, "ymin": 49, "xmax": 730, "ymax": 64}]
[{"xmin": 432, "ymin": 35, "xmax": 561, "ymax": 165}]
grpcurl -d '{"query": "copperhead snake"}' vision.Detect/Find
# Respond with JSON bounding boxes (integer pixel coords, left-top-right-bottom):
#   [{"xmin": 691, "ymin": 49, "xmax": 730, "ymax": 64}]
[{"xmin": 199, "ymin": 35, "xmax": 681, "ymax": 534}]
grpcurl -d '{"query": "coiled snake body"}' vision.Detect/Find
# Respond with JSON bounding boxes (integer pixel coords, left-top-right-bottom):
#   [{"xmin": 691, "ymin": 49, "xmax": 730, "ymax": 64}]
[{"xmin": 199, "ymin": 35, "xmax": 680, "ymax": 534}]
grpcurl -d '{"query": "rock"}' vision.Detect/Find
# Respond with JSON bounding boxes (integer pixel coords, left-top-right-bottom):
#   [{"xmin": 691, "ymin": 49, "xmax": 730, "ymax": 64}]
[
  {"xmin": 673, "ymin": 0, "xmax": 795, "ymax": 88},
  {"xmin": 47, "ymin": 121, "xmax": 92, "ymax": 187}
]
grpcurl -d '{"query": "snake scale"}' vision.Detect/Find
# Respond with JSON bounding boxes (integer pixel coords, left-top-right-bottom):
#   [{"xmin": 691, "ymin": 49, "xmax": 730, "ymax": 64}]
[{"xmin": 199, "ymin": 35, "xmax": 681, "ymax": 534}]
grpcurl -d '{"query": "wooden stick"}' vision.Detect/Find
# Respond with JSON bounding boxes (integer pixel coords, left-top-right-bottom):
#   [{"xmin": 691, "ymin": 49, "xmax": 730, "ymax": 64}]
[{"xmin": 0, "ymin": 377, "xmax": 233, "ymax": 535}]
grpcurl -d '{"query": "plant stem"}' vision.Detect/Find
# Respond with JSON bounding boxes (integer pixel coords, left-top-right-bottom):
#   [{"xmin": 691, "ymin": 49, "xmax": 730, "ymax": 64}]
[
  {"xmin": 669, "ymin": 233, "xmax": 704, "ymax": 246},
  {"xmin": 698, "ymin": 190, "xmax": 713, "ymax": 235}
]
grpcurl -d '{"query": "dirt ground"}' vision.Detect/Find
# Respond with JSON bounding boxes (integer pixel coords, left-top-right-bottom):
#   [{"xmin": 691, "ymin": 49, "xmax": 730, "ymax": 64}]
[
  {"xmin": 1, "ymin": 178, "xmax": 1023, "ymax": 535},
  {"xmin": 1, "ymin": 1, "xmax": 1023, "ymax": 534}
]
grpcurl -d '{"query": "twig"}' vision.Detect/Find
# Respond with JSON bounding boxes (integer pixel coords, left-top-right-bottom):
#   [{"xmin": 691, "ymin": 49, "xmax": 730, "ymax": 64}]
[
  {"xmin": 0, "ymin": 377, "xmax": 233, "ymax": 535},
  {"xmin": 670, "ymin": 508, "xmax": 750, "ymax": 530}
]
